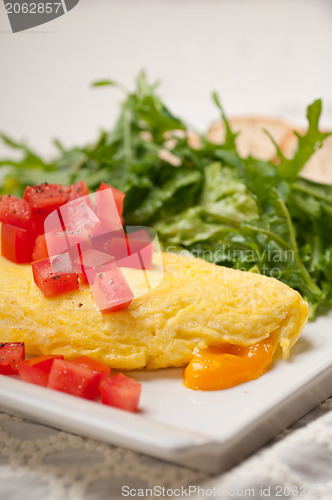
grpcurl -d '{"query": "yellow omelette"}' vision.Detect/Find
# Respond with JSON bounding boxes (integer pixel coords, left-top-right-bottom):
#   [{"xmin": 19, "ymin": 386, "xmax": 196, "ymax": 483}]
[{"xmin": 0, "ymin": 251, "xmax": 308, "ymax": 371}]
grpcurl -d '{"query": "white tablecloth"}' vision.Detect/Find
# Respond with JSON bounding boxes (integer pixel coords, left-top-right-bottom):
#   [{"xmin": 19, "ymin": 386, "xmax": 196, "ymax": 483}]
[{"xmin": 1, "ymin": 398, "xmax": 332, "ymax": 499}]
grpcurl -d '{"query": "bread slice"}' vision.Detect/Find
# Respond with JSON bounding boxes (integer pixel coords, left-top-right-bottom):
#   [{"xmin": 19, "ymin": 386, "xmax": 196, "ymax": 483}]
[
  {"xmin": 207, "ymin": 117, "xmax": 332, "ymax": 184},
  {"xmin": 207, "ymin": 117, "xmax": 294, "ymax": 161},
  {"xmin": 281, "ymin": 130, "xmax": 332, "ymax": 184}
]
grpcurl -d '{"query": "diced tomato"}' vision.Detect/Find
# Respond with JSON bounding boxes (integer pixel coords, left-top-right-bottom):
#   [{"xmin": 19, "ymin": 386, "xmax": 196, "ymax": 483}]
[
  {"xmin": 60, "ymin": 197, "xmax": 102, "ymax": 240},
  {"xmin": 0, "ymin": 342, "xmax": 25, "ymax": 375},
  {"xmin": 91, "ymin": 268, "xmax": 134, "ymax": 313},
  {"xmin": 24, "ymin": 183, "xmax": 70, "ymax": 211},
  {"xmin": 109, "ymin": 233, "xmax": 153, "ymax": 269},
  {"xmin": 87, "ymin": 230, "xmax": 122, "ymax": 256},
  {"xmin": 31, "ymin": 210, "xmax": 50, "ymax": 235},
  {"xmin": 32, "ymin": 257, "xmax": 79, "ymax": 298},
  {"xmin": 17, "ymin": 355, "xmax": 64, "ymax": 387},
  {"xmin": 97, "ymin": 182, "xmax": 125, "ymax": 218},
  {"xmin": 0, "ymin": 195, "xmax": 33, "ymax": 230},
  {"xmin": 100, "ymin": 373, "xmax": 141, "ymax": 412},
  {"xmin": 43, "ymin": 209, "xmax": 64, "ymax": 235},
  {"xmin": 44, "ymin": 230, "xmax": 78, "ymax": 258},
  {"xmin": 34, "ymin": 208, "xmax": 63, "ymax": 239},
  {"xmin": 74, "ymin": 248, "xmax": 115, "ymax": 283},
  {"xmin": 47, "ymin": 359, "xmax": 101, "ymax": 399},
  {"xmin": 94, "ymin": 185, "xmax": 124, "ymax": 232},
  {"xmin": 1, "ymin": 223, "xmax": 36, "ymax": 263},
  {"xmin": 116, "ymin": 252, "xmax": 146, "ymax": 271},
  {"xmin": 32, "ymin": 234, "xmax": 49, "ymax": 261},
  {"xmin": 79, "ymin": 248, "xmax": 115, "ymax": 271},
  {"xmin": 77, "ymin": 271, "xmax": 88, "ymax": 285},
  {"xmin": 71, "ymin": 356, "xmax": 110, "ymax": 385},
  {"xmin": 127, "ymin": 237, "xmax": 154, "ymax": 269},
  {"xmin": 24, "ymin": 182, "xmax": 90, "ymax": 235},
  {"xmin": 128, "ymin": 229, "xmax": 152, "ymax": 242},
  {"xmin": 49, "ymin": 252, "xmax": 75, "ymax": 274},
  {"xmin": 68, "ymin": 180, "xmax": 90, "ymax": 201},
  {"xmin": 24, "ymin": 183, "xmax": 69, "ymax": 234},
  {"xmin": 108, "ymin": 234, "xmax": 129, "ymax": 261}
]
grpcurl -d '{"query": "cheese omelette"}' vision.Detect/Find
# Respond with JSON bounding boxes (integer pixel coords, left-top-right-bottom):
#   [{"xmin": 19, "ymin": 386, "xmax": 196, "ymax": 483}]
[{"xmin": 0, "ymin": 251, "xmax": 308, "ymax": 370}]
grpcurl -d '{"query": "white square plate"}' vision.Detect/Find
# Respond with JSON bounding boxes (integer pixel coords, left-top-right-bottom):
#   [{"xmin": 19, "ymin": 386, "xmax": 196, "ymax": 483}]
[{"xmin": 1, "ymin": 311, "xmax": 332, "ymax": 473}]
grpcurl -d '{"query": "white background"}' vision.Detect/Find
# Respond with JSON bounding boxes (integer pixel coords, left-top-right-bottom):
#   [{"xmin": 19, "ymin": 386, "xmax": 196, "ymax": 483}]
[{"xmin": 1, "ymin": 0, "xmax": 332, "ymax": 157}]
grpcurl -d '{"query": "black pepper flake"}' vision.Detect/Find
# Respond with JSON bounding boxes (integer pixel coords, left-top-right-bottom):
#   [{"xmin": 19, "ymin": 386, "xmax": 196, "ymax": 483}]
[{"xmin": 78, "ymin": 303, "xmax": 83, "ymax": 307}]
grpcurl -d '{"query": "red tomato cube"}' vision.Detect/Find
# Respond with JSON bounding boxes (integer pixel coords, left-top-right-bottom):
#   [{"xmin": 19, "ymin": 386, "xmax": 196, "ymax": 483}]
[
  {"xmin": 0, "ymin": 195, "xmax": 33, "ymax": 230},
  {"xmin": 24, "ymin": 183, "xmax": 71, "ymax": 235},
  {"xmin": 17, "ymin": 355, "xmax": 64, "ymax": 386},
  {"xmin": 100, "ymin": 373, "xmax": 141, "ymax": 412},
  {"xmin": 47, "ymin": 359, "xmax": 101, "ymax": 399},
  {"xmin": 74, "ymin": 248, "xmax": 115, "ymax": 283},
  {"xmin": 32, "ymin": 234, "xmax": 49, "ymax": 261},
  {"xmin": 94, "ymin": 186, "xmax": 124, "ymax": 232},
  {"xmin": 79, "ymin": 248, "xmax": 116, "ymax": 271},
  {"xmin": 108, "ymin": 234, "xmax": 129, "ymax": 261},
  {"xmin": 24, "ymin": 182, "xmax": 89, "ymax": 235},
  {"xmin": 128, "ymin": 229, "xmax": 152, "ymax": 242},
  {"xmin": 87, "ymin": 230, "xmax": 122, "ymax": 257},
  {"xmin": 60, "ymin": 197, "xmax": 102, "ymax": 240},
  {"xmin": 1, "ymin": 223, "xmax": 36, "ymax": 263},
  {"xmin": 32, "ymin": 257, "xmax": 79, "ymax": 298},
  {"xmin": 0, "ymin": 342, "xmax": 25, "ymax": 375},
  {"xmin": 97, "ymin": 182, "xmax": 125, "ymax": 218},
  {"xmin": 91, "ymin": 268, "xmax": 134, "ymax": 313},
  {"xmin": 127, "ymin": 237, "xmax": 154, "ymax": 269},
  {"xmin": 68, "ymin": 180, "xmax": 90, "ymax": 201},
  {"xmin": 44, "ymin": 230, "xmax": 81, "ymax": 258},
  {"xmin": 116, "ymin": 252, "xmax": 146, "ymax": 270},
  {"xmin": 24, "ymin": 183, "xmax": 71, "ymax": 211},
  {"xmin": 109, "ymin": 233, "xmax": 153, "ymax": 269},
  {"xmin": 71, "ymin": 356, "xmax": 111, "ymax": 385},
  {"xmin": 43, "ymin": 209, "xmax": 64, "ymax": 235}
]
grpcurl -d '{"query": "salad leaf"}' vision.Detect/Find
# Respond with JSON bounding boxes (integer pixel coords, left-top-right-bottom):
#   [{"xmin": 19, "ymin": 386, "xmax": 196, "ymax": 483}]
[{"xmin": 1, "ymin": 72, "xmax": 331, "ymax": 317}]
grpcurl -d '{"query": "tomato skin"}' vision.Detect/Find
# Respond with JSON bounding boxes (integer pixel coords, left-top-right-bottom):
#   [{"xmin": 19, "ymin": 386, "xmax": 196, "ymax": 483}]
[
  {"xmin": 0, "ymin": 343, "xmax": 25, "ymax": 375},
  {"xmin": 60, "ymin": 197, "xmax": 102, "ymax": 241},
  {"xmin": 24, "ymin": 182, "xmax": 90, "ymax": 235},
  {"xmin": 94, "ymin": 185, "xmax": 124, "ymax": 232},
  {"xmin": 128, "ymin": 229, "xmax": 151, "ymax": 242},
  {"xmin": 1, "ymin": 223, "xmax": 36, "ymax": 263},
  {"xmin": 74, "ymin": 248, "xmax": 115, "ymax": 283},
  {"xmin": 97, "ymin": 182, "xmax": 125, "ymax": 218},
  {"xmin": 71, "ymin": 356, "xmax": 111, "ymax": 386},
  {"xmin": 127, "ymin": 237, "xmax": 153, "ymax": 269},
  {"xmin": 100, "ymin": 373, "xmax": 141, "ymax": 412},
  {"xmin": 91, "ymin": 268, "xmax": 134, "ymax": 313},
  {"xmin": 68, "ymin": 180, "xmax": 90, "ymax": 200},
  {"xmin": 0, "ymin": 195, "xmax": 33, "ymax": 230},
  {"xmin": 109, "ymin": 233, "xmax": 153, "ymax": 269},
  {"xmin": 32, "ymin": 234, "xmax": 49, "ymax": 261},
  {"xmin": 108, "ymin": 234, "xmax": 129, "ymax": 261},
  {"xmin": 24, "ymin": 183, "xmax": 71, "ymax": 211},
  {"xmin": 32, "ymin": 257, "xmax": 79, "ymax": 298},
  {"xmin": 47, "ymin": 359, "xmax": 102, "ymax": 399},
  {"xmin": 17, "ymin": 355, "xmax": 64, "ymax": 387},
  {"xmin": 44, "ymin": 230, "xmax": 79, "ymax": 258}
]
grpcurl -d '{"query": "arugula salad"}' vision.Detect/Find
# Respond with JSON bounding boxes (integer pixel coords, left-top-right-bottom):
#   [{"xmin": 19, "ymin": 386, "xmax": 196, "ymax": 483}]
[{"xmin": 1, "ymin": 71, "xmax": 331, "ymax": 317}]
